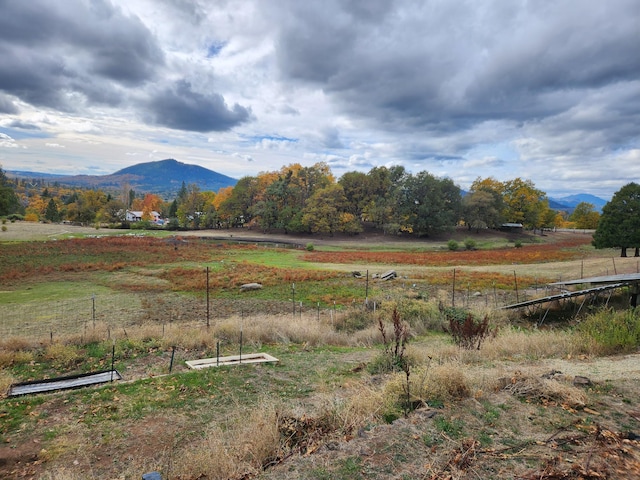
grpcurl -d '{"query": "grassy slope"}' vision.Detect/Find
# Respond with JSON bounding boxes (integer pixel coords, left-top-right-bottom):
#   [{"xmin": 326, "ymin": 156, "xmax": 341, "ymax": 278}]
[{"xmin": 1, "ymin": 223, "xmax": 639, "ymax": 479}]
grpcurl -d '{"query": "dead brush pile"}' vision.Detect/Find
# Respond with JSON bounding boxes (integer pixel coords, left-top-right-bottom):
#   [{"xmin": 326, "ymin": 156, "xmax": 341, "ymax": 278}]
[{"xmin": 497, "ymin": 369, "xmax": 587, "ymax": 408}]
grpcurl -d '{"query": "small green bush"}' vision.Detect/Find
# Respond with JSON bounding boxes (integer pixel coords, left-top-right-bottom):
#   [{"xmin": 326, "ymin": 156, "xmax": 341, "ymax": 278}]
[
  {"xmin": 1, "ymin": 225, "xmax": 6, "ymax": 232},
  {"xmin": 380, "ymin": 299, "xmax": 443, "ymax": 333},
  {"xmin": 306, "ymin": 243, "xmax": 314, "ymax": 251},
  {"xmin": 514, "ymin": 240, "xmax": 523, "ymax": 248},
  {"xmin": 464, "ymin": 238, "xmax": 476, "ymax": 250},
  {"xmin": 131, "ymin": 220, "xmax": 153, "ymax": 230},
  {"xmin": 335, "ymin": 309, "xmax": 375, "ymax": 333},
  {"xmin": 44, "ymin": 343, "xmax": 80, "ymax": 369},
  {"xmin": 577, "ymin": 308, "xmax": 640, "ymax": 354},
  {"xmin": 447, "ymin": 239, "xmax": 459, "ymax": 251}
]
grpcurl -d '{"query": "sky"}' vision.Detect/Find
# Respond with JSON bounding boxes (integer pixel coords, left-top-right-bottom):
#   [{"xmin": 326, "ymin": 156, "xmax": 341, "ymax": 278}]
[{"xmin": 0, "ymin": 0, "xmax": 638, "ymax": 200}]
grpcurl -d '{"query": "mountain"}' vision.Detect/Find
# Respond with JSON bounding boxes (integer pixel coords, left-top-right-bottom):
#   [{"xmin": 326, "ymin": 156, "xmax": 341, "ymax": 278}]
[
  {"xmin": 9, "ymin": 159, "xmax": 237, "ymax": 198},
  {"xmin": 110, "ymin": 159, "xmax": 237, "ymax": 195},
  {"xmin": 549, "ymin": 194, "xmax": 608, "ymax": 213}
]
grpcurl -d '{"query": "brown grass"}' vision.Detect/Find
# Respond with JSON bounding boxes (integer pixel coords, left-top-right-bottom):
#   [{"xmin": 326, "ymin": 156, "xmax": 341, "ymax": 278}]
[
  {"xmin": 171, "ymin": 400, "xmax": 281, "ymax": 480},
  {"xmin": 384, "ymin": 362, "xmax": 471, "ymax": 409},
  {"xmin": 496, "ymin": 368, "xmax": 588, "ymax": 408}
]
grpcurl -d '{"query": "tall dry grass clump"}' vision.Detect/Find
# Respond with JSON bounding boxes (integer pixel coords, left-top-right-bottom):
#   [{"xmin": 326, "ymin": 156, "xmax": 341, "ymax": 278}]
[
  {"xmin": 383, "ymin": 361, "xmax": 470, "ymax": 411},
  {"xmin": 44, "ymin": 343, "xmax": 81, "ymax": 369},
  {"xmin": 317, "ymin": 382, "xmax": 387, "ymax": 433},
  {"xmin": 0, "ymin": 370, "xmax": 15, "ymax": 397},
  {"xmin": 0, "ymin": 349, "xmax": 35, "ymax": 369},
  {"xmin": 411, "ymin": 327, "xmax": 592, "ymax": 366},
  {"xmin": 171, "ymin": 400, "xmax": 281, "ymax": 480},
  {"xmin": 0, "ymin": 336, "xmax": 36, "ymax": 352},
  {"xmin": 480, "ymin": 328, "xmax": 584, "ymax": 360}
]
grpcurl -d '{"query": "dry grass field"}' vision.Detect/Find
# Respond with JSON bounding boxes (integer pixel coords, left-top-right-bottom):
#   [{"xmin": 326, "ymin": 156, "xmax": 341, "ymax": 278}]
[{"xmin": 0, "ymin": 222, "xmax": 639, "ymax": 479}]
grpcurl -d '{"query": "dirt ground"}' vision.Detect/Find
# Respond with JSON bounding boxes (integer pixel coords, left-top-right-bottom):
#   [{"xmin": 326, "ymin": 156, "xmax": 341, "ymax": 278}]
[
  {"xmin": 259, "ymin": 353, "xmax": 640, "ymax": 480},
  {"xmin": 0, "ymin": 220, "xmax": 541, "ymax": 247},
  {"xmin": 1, "ymin": 348, "xmax": 638, "ymax": 479}
]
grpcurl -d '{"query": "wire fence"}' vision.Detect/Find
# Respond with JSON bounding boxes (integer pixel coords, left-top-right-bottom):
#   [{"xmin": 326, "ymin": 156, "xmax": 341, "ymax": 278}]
[
  {"xmin": 0, "ymin": 292, "xmax": 208, "ymax": 340},
  {"xmin": 0, "ymin": 292, "xmax": 349, "ymax": 341}
]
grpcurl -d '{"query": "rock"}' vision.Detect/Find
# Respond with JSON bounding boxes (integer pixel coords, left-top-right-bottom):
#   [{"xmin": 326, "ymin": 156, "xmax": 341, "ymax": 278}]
[
  {"xmin": 573, "ymin": 375, "xmax": 592, "ymax": 386},
  {"xmin": 142, "ymin": 473, "xmax": 162, "ymax": 480},
  {"xmin": 240, "ymin": 282, "xmax": 263, "ymax": 291}
]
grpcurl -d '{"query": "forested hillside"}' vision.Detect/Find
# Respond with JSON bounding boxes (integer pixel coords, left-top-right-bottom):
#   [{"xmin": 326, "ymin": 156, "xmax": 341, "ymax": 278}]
[{"xmin": 1, "ymin": 162, "xmax": 602, "ymax": 235}]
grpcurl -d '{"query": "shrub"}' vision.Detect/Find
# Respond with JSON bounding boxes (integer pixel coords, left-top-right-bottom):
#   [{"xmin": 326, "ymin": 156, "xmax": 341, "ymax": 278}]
[
  {"xmin": 463, "ymin": 238, "xmax": 476, "ymax": 250},
  {"xmin": 447, "ymin": 239, "xmax": 459, "ymax": 251},
  {"xmin": 379, "ymin": 298, "xmax": 443, "ymax": 333},
  {"xmin": 44, "ymin": 343, "xmax": 80, "ymax": 369},
  {"xmin": 306, "ymin": 242, "xmax": 314, "ymax": 251},
  {"xmin": 1, "ymin": 225, "xmax": 6, "ymax": 232},
  {"xmin": 131, "ymin": 220, "xmax": 153, "ymax": 230},
  {"xmin": 24, "ymin": 213, "xmax": 39, "ymax": 222},
  {"xmin": 383, "ymin": 362, "xmax": 470, "ymax": 412},
  {"xmin": 335, "ymin": 309, "xmax": 375, "ymax": 333},
  {"xmin": 368, "ymin": 308, "xmax": 411, "ymax": 375},
  {"xmin": 514, "ymin": 240, "xmax": 523, "ymax": 248},
  {"xmin": 576, "ymin": 308, "xmax": 640, "ymax": 355},
  {"xmin": 443, "ymin": 306, "xmax": 491, "ymax": 350}
]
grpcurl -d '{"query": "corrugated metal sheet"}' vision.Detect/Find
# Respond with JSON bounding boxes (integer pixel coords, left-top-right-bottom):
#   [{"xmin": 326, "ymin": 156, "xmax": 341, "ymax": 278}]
[{"xmin": 8, "ymin": 370, "xmax": 122, "ymax": 396}]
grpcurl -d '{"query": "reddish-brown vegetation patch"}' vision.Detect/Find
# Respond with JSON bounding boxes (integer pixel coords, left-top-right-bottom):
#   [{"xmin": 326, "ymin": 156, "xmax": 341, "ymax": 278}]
[
  {"xmin": 0, "ymin": 236, "xmax": 212, "ymax": 285},
  {"xmin": 159, "ymin": 262, "xmax": 341, "ymax": 291},
  {"xmin": 302, "ymin": 237, "xmax": 591, "ymax": 267}
]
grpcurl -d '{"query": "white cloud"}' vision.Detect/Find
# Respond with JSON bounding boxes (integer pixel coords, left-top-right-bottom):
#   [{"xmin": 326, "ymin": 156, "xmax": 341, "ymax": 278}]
[{"xmin": 0, "ymin": 0, "xmax": 636, "ymax": 198}]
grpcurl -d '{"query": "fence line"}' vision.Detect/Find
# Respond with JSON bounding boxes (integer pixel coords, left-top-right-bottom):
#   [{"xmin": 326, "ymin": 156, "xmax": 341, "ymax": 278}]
[{"xmin": 0, "ymin": 292, "xmax": 346, "ymax": 340}]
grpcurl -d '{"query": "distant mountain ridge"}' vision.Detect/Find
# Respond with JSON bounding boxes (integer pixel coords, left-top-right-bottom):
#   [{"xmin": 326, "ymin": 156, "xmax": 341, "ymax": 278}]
[
  {"xmin": 548, "ymin": 193, "xmax": 608, "ymax": 213},
  {"xmin": 8, "ymin": 159, "xmax": 237, "ymax": 198}
]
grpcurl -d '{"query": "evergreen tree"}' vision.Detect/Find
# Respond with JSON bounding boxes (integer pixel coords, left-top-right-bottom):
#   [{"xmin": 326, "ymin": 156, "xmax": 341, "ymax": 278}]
[
  {"xmin": 593, "ymin": 183, "xmax": 640, "ymax": 257},
  {"xmin": 44, "ymin": 198, "xmax": 61, "ymax": 222},
  {"xmin": 169, "ymin": 199, "xmax": 178, "ymax": 218},
  {"xmin": 0, "ymin": 166, "xmax": 20, "ymax": 216}
]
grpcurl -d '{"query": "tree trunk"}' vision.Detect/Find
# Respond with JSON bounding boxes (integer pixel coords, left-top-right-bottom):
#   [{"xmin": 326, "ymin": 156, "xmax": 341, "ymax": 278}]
[
  {"xmin": 635, "ymin": 247, "xmax": 639, "ymax": 257},
  {"xmin": 621, "ymin": 247, "xmax": 627, "ymax": 257}
]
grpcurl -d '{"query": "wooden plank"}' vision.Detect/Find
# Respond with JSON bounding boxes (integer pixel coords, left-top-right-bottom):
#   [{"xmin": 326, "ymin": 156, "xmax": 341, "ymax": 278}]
[{"xmin": 186, "ymin": 353, "xmax": 279, "ymax": 369}]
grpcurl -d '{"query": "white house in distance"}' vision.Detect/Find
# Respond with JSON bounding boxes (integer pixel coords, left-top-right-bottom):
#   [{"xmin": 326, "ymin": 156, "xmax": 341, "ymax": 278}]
[{"xmin": 125, "ymin": 210, "xmax": 163, "ymax": 224}]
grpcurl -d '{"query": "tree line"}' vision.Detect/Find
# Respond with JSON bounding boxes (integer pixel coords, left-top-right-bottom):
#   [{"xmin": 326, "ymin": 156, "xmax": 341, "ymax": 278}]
[{"xmin": 3, "ymin": 163, "xmax": 637, "ymax": 253}]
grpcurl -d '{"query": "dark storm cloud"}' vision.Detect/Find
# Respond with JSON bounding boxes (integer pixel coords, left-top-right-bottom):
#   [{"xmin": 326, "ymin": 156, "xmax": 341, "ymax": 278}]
[
  {"xmin": 6, "ymin": 120, "xmax": 41, "ymax": 131},
  {"xmin": 0, "ymin": 94, "xmax": 18, "ymax": 114},
  {"xmin": 270, "ymin": 0, "xmax": 640, "ymax": 137},
  {"xmin": 0, "ymin": 0, "xmax": 163, "ymax": 110},
  {"xmin": 145, "ymin": 80, "xmax": 252, "ymax": 132}
]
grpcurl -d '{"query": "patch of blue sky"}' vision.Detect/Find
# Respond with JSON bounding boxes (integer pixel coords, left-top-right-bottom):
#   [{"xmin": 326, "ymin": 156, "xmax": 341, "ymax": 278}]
[
  {"xmin": 206, "ymin": 42, "xmax": 226, "ymax": 58},
  {"xmin": 247, "ymin": 134, "xmax": 298, "ymax": 144},
  {"xmin": 0, "ymin": 126, "xmax": 51, "ymax": 140}
]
